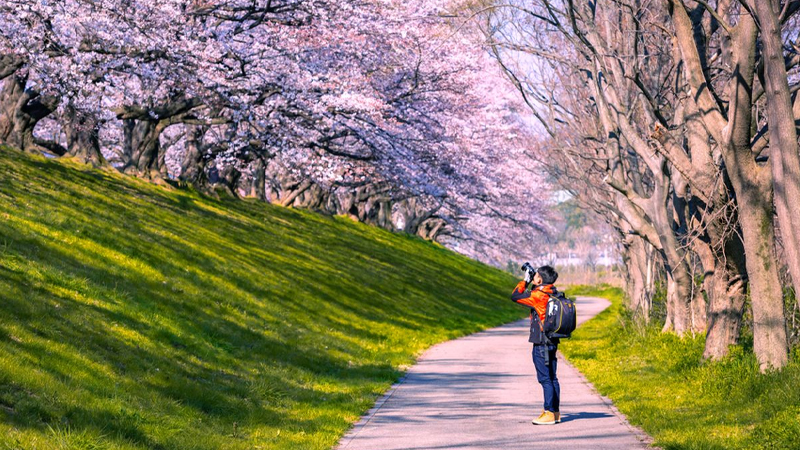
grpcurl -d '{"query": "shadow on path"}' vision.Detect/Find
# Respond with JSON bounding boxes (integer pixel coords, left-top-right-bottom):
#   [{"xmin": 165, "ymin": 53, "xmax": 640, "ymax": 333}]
[
  {"xmin": 337, "ymin": 297, "xmax": 652, "ymax": 450},
  {"xmin": 559, "ymin": 411, "xmax": 615, "ymax": 423}
]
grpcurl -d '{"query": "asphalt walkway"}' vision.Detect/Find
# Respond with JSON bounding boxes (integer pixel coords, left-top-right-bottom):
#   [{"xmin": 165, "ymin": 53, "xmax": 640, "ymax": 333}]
[{"xmin": 336, "ymin": 296, "xmax": 652, "ymax": 449}]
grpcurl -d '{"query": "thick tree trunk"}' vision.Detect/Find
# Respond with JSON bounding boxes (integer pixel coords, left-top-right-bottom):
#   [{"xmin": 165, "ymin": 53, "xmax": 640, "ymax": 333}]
[
  {"xmin": 297, "ymin": 184, "xmax": 325, "ymax": 210},
  {"xmin": 117, "ymin": 99, "xmax": 201, "ymax": 181},
  {"xmin": 245, "ymin": 158, "xmax": 267, "ymax": 201},
  {"xmin": 690, "ymin": 239, "xmax": 713, "ymax": 334},
  {"xmin": 418, "ymin": 217, "xmax": 446, "ymax": 240},
  {"xmin": 649, "ymin": 173, "xmax": 693, "ymax": 335},
  {"xmin": 721, "ymin": 23, "xmax": 787, "ymax": 367},
  {"xmin": 733, "ymin": 177, "xmax": 788, "ymax": 370},
  {"xmin": 663, "ymin": 261, "xmax": 692, "ymax": 334},
  {"xmin": 622, "ymin": 233, "xmax": 652, "ymax": 321},
  {"xmin": 121, "ymin": 118, "xmax": 164, "ymax": 180},
  {"xmin": 281, "ymin": 180, "xmax": 312, "ymax": 207},
  {"xmin": 64, "ymin": 110, "xmax": 106, "ymax": 167},
  {"xmin": 0, "ymin": 74, "xmax": 57, "ymax": 153},
  {"xmin": 723, "ymin": 14, "xmax": 788, "ymax": 371},
  {"xmin": 0, "ymin": 75, "xmax": 24, "ymax": 145},
  {"xmin": 703, "ymin": 195, "xmax": 749, "ymax": 359},
  {"xmin": 668, "ymin": 1, "xmax": 788, "ymax": 370},
  {"xmin": 703, "ymin": 262, "xmax": 747, "ymax": 360},
  {"xmin": 179, "ymin": 125, "xmax": 209, "ymax": 188},
  {"xmin": 753, "ymin": 0, "xmax": 800, "ymax": 307},
  {"xmin": 212, "ymin": 165, "xmax": 241, "ymax": 198}
]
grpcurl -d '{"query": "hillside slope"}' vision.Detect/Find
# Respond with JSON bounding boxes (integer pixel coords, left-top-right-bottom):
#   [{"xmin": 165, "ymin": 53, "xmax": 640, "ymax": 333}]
[{"xmin": 0, "ymin": 148, "xmax": 524, "ymax": 450}]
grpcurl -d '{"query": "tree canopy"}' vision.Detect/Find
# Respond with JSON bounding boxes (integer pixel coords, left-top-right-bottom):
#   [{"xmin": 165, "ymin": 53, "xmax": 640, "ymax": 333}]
[{"xmin": 0, "ymin": 0, "xmax": 549, "ymax": 266}]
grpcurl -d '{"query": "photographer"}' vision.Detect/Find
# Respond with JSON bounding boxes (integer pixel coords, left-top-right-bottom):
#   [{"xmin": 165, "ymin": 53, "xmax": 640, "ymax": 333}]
[{"xmin": 510, "ymin": 264, "xmax": 561, "ymax": 425}]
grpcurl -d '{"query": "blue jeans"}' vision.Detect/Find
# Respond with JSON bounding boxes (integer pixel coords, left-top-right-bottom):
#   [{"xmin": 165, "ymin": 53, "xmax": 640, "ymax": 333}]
[{"xmin": 532, "ymin": 343, "xmax": 560, "ymax": 412}]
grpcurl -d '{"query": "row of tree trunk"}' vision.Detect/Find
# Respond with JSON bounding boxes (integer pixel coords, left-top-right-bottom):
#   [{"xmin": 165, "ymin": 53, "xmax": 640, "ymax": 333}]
[
  {"xmin": 480, "ymin": 0, "xmax": 800, "ymax": 370},
  {"xmin": 0, "ymin": 61, "xmax": 449, "ymax": 243}
]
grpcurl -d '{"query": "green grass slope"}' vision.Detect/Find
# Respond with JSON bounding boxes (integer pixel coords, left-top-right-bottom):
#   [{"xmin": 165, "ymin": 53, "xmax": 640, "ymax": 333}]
[
  {"xmin": 562, "ymin": 286, "xmax": 800, "ymax": 450},
  {"xmin": 0, "ymin": 147, "xmax": 524, "ymax": 450}
]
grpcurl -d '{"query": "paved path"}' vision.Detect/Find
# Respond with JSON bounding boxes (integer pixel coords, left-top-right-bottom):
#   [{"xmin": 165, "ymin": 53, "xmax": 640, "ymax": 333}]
[{"xmin": 336, "ymin": 296, "xmax": 652, "ymax": 450}]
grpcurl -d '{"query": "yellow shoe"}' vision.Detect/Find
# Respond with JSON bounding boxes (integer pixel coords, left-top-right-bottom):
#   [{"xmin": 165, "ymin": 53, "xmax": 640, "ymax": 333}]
[
  {"xmin": 555, "ymin": 411, "xmax": 561, "ymax": 423},
  {"xmin": 532, "ymin": 410, "xmax": 556, "ymax": 425}
]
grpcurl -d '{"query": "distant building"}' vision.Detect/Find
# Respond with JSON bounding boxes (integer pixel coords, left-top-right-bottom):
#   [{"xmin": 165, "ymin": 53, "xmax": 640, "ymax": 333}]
[{"xmin": 535, "ymin": 248, "xmax": 620, "ymax": 268}]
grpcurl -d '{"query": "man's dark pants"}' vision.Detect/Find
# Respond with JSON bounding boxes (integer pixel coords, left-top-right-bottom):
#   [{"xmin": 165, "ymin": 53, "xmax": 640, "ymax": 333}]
[{"xmin": 532, "ymin": 343, "xmax": 560, "ymax": 413}]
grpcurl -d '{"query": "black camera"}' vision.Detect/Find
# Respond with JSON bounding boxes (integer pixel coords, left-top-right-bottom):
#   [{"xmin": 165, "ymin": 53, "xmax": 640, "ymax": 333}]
[{"xmin": 521, "ymin": 262, "xmax": 537, "ymax": 276}]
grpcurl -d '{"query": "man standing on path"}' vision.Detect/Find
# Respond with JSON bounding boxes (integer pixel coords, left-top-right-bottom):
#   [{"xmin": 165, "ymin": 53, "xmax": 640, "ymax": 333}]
[{"xmin": 510, "ymin": 264, "xmax": 560, "ymax": 426}]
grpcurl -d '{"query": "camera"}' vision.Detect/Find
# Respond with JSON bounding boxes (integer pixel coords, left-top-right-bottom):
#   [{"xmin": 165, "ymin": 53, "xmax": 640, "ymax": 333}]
[{"xmin": 521, "ymin": 262, "xmax": 537, "ymax": 277}]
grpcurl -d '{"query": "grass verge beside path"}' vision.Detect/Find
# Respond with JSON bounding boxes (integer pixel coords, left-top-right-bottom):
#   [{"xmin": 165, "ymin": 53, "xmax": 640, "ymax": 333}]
[
  {"xmin": 0, "ymin": 147, "xmax": 525, "ymax": 449},
  {"xmin": 561, "ymin": 285, "xmax": 800, "ymax": 450}
]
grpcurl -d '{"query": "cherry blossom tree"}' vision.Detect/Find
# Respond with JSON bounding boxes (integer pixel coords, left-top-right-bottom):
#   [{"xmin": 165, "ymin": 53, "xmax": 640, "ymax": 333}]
[{"xmin": 0, "ymin": 0, "xmax": 551, "ymax": 265}]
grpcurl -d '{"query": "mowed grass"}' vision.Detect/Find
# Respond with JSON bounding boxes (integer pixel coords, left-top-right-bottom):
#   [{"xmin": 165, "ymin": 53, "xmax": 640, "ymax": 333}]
[
  {"xmin": 562, "ymin": 285, "xmax": 800, "ymax": 450},
  {"xmin": 0, "ymin": 147, "xmax": 524, "ymax": 450}
]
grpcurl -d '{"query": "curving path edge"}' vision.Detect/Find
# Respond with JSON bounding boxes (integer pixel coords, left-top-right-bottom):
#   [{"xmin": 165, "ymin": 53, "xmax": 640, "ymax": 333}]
[{"xmin": 336, "ymin": 296, "xmax": 653, "ymax": 450}]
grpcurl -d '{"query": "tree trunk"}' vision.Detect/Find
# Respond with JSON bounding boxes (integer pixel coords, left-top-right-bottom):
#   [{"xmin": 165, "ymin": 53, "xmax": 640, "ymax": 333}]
[
  {"xmin": 298, "ymin": 184, "xmax": 325, "ymax": 210},
  {"xmin": 377, "ymin": 200, "xmax": 391, "ymax": 229},
  {"xmin": 663, "ymin": 260, "xmax": 692, "ymax": 334},
  {"xmin": 246, "ymin": 158, "xmax": 267, "ymax": 201},
  {"xmin": 668, "ymin": 1, "xmax": 788, "ymax": 370},
  {"xmin": 393, "ymin": 198, "xmax": 418, "ymax": 233},
  {"xmin": 703, "ymin": 262, "xmax": 747, "ymax": 360},
  {"xmin": 64, "ymin": 109, "xmax": 106, "ymax": 167},
  {"xmin": 649, "ymin": 171, "xmax": 693, "ymax": 335},
  {"xmin": 213, "ymin": 164, "xmax": 241, "ymax": 198},
  {"xmin": 674, "ymin": 175, "xmax": 709, "ymax": 334},
  {"xmin": 0, "ymin": 74, "xmax": 57, "ymax": 153},
  {"xmin": 583, "ymin": 37, "xmax": 694, "ymax": 334},
  {"xmin": 0, "ymin": 55, "xmax": 23, "ymax": 81},
  {"xmin": 418, "ymin": 217, "xmax": 446, "ymax": 240},
  {"xmin": 733, "ymin": 177, "xmax": 788, "ymax": 370},
  {"xmin": 753, "ymin": 0, "xmax": 800, "ymax": 307},
  {"xmin": 722, "ymin": 13, "xmax": 788, "ymax": 371},
  {"xmin": 702, "ymin": 190, "xmax": 749, "ymax": 359},
  {"xmin": 121, "ymin": 118, "xmax": 163, "ymax": 180},
  {"xmin": 721, "ymin": 22, "xmax": 788, "ymax": 367},
  {"xmin": 691, "ymin": 239, "xmax": 713, "ymax": 334},
  {"xmin": 179, "ymin": 125, "xmax": 209, "ymax": 188},
  {"xmin": 281, "ymin": 180, "xmax": 312, "ymax": 207},
  {"xmin": 0, "ymin": 75, "xmax": 25, "ymax": 145},
  {"xmin": 622, "ymin": 232, "xmax": 652, "ymax": 321}
]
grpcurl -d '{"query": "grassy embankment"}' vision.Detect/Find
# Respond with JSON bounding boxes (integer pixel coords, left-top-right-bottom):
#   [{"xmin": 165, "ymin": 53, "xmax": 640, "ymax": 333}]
[
  {"xmin": 0, "ymin": 147, "xmax": 525, "ymax": 449},
  {"xmin": 562, "ymin": 285, "xmax": 800, "ymax": 450}
]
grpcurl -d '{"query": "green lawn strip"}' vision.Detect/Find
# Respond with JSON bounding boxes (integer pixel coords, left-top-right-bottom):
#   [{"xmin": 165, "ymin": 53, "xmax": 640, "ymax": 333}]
[
  {"xmin": 0, "ymin": 147, "xmax": 526, "ymax": 450},
  {"xmin": 560, "ymin": 285, "xmax": 800, "ymax": 450}
]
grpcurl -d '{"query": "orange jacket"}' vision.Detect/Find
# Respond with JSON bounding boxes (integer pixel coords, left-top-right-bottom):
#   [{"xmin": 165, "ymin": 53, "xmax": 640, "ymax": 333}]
[{"xmin": 511, "ymin": 280, "xmax": 555, "ymax": 323}]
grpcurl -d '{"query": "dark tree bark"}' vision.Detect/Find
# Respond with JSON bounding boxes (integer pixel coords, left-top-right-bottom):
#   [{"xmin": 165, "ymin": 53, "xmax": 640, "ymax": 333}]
[
  {"xmin": 621, "ymin": 231, "xmax": 655, "ymax": 321},
  {"xmin": 179, "ymin": 124, "xmax": 211, "ymax": 188},
  {"xmin": 210, "ymin": 164, "xmax": 241, "ymax": 198},
  {"xmin": 120, "ymin": 118, "xmax": 164, "ymax": 179},
  {"xmin": 64, "ymin": 108, "xmax": 106, "ymax": 167},
  {"xmin": 0, "ymin": 55, "xmax": 23, "ymax": 80},
  {"xmin": 244, "ymin": 157, "xmax": 267, "ymax": 201},
  {"xmin": 703, "ymin": 221, "xmax": 748, "ymax": 360},
  {"xmin": 281, "ymin": 180, "xmax": 312, "ymax": 207},
  {"xmin": 667, "ymin": 0, "xmax": 788, "ymax": 369},
  {"xmin": 117, "ymin": 98, "xmax": 202, "ymax": 181},
  {"xmin": 752, "ymin": 0, "xmax": 800, "ymax": 309},
  {"xmin": 0, "ymin": 73, "xmax": 58, "ymax": 154}
]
